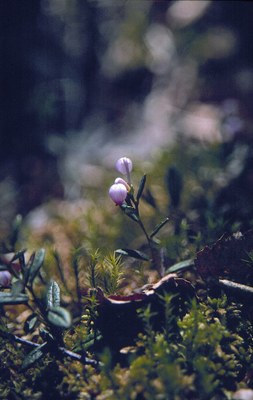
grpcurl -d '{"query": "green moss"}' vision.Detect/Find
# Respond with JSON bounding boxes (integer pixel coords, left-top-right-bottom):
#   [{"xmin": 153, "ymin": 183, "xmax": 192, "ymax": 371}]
[{"xmin": 95, "ymin": 297, "xmax": 252, "ymax": 399}]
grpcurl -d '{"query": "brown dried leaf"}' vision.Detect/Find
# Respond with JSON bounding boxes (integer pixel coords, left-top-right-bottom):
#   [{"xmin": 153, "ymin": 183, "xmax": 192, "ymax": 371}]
[
  {"xmin": 195, "ymin": 230, "xmax": 253, "ymax": 283},
  {"xmin": 94, "ymin": 274, "xmax": 195, "ymax": 351}
]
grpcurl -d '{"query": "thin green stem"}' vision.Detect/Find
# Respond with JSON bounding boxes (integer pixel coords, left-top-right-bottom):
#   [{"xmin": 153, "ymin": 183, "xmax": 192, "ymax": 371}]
[
  {"xmin": 134, "ymin": 199, "xmax": 159, "ymax": 271},
  {"xmin": 138, "ymin": 218, "xmax": 151, "ymax": 245}
]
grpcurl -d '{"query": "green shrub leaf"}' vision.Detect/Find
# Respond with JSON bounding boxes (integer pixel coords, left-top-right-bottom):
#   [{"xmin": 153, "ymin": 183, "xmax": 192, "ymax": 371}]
[
  {"xmin": 166, "ymin": 166, "xmax": 183, "ymax": 208},
  {"xmin": 142, "ymin": 188, "xmax": 157, "ymax": 209},
  {"xmin": 11, "ymin": 279, "xmax": 25, "ymax": 296},
  {"xmin": 24, "ymin": 314, "xmax": 38, "ymax": 334},
  {"xmin": 137, "ymin": 174, "xmax": 147, "ymax": 202},
  {"xmin": 167, "ymin": 258, "xmax": 194, "ymax": 273},
  {"xmin": 21, "ymin": 342, "xmax": 47, "ymax": 371},
  {"xmin": 150, "ymin": 217, "xmax": 170, "ymax": 238},
  {"xmin": 28, "ymin": 248, "xmax": 45, "ymax": 285},
  {"xmin": 120, "ymin": 204, "xmax": 139, "ymax": 222},
  {"xmin": 47, "ymin": 306, "xmax": 72, "ymax": 329},
  {"xmin": 47, "ymin": 280, "xmax": 61, "ymax": 309},
  {"xmin": 116, "ymin": 248, "xmax": 150, "ymax": 261},
  {"xmin": 0, "ymin": 292, "xmax": 29, "ymax": 305}
]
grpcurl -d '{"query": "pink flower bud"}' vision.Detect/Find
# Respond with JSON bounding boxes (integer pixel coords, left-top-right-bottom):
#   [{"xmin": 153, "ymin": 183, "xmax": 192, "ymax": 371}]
[
  {"xmin": 115, "ymin": 157, "xmax": 132, "ymax": 183},
  {"xmin": 109, "ymin": 183, "xmax": 128, "ymax": 206},
  {"xmin": 114, "ymin": 177, "xmax": 130, "ymax": 191},
  {"xmin": 0, "ymin": 270, "xmax": 12, "ymax": 287}
]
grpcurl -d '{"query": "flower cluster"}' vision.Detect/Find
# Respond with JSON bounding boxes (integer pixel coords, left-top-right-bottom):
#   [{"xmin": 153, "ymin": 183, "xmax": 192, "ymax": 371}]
[{"xmin": 109, "ymin": 157, "xmax": 132, "ymax": 206}]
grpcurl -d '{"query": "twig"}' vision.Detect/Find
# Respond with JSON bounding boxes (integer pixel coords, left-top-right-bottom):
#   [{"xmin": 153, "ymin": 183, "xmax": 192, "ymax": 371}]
[
  {"xmin": 219, "ymin": 279, "xmax": 253, "ymax": 296},
  {"xmin": 0, "ymin": 330, "xmax": 102, "ymax": 368}
]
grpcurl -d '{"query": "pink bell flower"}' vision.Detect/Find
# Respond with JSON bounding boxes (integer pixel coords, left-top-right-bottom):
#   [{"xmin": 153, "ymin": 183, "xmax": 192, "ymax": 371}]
[
  {"xmin": 109, "ymin": 183, "xmax": 128, "ymax": 206},
  {"xmin": 115, "ymin": 157, "xmax": 133, "ymax": 184},
  {"xmin": 114, "ymin": 177, "xmax": 130, "ymax": 190}
]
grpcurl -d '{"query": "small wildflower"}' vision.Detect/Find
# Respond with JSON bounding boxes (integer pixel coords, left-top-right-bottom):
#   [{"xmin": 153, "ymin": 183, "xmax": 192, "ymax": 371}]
[
  {"xmin": 0, "ymin": 270, "xmax": 12, "ymax": 287},
  {"xmin": 109, "ymin": 183, "xmax": 128, "ymax": 206},
  {"xmin": 115, "ymin": 157, "xmax": 133, "ymax": 184}
]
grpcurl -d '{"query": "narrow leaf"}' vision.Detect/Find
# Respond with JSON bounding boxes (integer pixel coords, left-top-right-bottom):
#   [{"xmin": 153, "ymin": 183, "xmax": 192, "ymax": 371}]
[
  {"xmin": 142, "ymin": 188, "xmax": 157, "ymax": 209},
  {"xmin": 150, "ymin": 217, "xmax": 170, "ymax": 238},
  {"xmin": 120, "ymin": 204, "xmax": 139, "ymax": 222},
  {"xmin": 11, "ymin": 249, "xmax": 27, "ymax": 263},
  {"xmin": 21, "ymin": 342, "xmax": 47, "ymax": 371},
  {"xmin": 116, "ymin": 248, "xmax": 150, "ymax": 261},
  {"xmin": 11, "ymin": 249, "xmax": 26, "ymax": 271},
  {"xmin": 137, "ymin": 174, "xmax": 146, "ymax": 202},
  {"xmin": 10, "ymin": 214, "xmax": 22, "ymax": 248},
  {"xmin": 24, "ymin": 314, "xmax": 38, "ymax": 334},
  {"xmin": 11, "ymin": 279, "xmax": 25, "ymax": 296},
  {"xmin": 167, "ymin": 259, "xmax": 194, "ymax": 273},
  {"xmin": 40, "ymin": 328, "xmax": 54, "ymax": 342},
  {"xmin": 166, "ymin": 166, "xmax": 183, "ymax": 208},
  {"xmin": 47, "ymin": 280, "xmax": 60, "ymax": 309},
  {"xmin": 0, "ymin": 292, "xmax": 29, "ymax": 305},
  {"xmin": 28, "ymin": 248, "xmax": 45, "ymax": 285},
  {"xmin": 47, "ymin": 306, "xmax": 72, "ymax": 329}
]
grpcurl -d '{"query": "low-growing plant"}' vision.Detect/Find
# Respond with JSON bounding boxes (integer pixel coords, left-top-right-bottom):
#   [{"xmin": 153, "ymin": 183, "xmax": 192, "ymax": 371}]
[{"xmin": 1, "ymin": 148, "xmax": 253, "ymax": 399}]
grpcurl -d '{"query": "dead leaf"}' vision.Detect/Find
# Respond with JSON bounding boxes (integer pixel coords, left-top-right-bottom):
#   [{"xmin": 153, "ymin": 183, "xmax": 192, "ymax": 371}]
[
  {"xmin": 93, "ymin": 274, "xmax": 195, "ymax": 351},
  {"xmin": 195, "ymin": 230, "xmax": 253, "ymax": 283}
]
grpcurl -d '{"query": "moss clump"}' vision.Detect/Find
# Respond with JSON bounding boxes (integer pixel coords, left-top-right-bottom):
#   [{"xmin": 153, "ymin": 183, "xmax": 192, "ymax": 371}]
[{"xmin": 91, "ymin": 297, "xmax": 251, "ymax": 400}]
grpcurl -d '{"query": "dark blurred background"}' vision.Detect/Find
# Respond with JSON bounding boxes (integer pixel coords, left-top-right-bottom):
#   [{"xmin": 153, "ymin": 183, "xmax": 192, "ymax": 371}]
[{"xmin": 1, "ymin": 0, "xmax": 253, "ymax": 233}]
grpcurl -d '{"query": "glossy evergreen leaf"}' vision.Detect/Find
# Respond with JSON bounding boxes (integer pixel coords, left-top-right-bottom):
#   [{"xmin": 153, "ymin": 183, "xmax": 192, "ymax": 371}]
[
  {"xmin": 116, "ymin": 248, "xmax": 150, "ymax": 261},
  {"xmin": 47, "ymin": 280, "xmax": 60, "ymax": 309},
  {"xmin": 28, "ymin": 248, "xmax": 45, "ymax": 285},
  {"xmin": 21, "ymin": 342, "xmax": 47, "ymax": 371},
  {"xmin": 166, "ymin": 166, "xmax": 183, "ymax": 208},
  {"xmin": 137, "ymin": 174, "xmax": 146, "ymax": 202},
  {"xmin": 150, "ymin": 217, "xmax": 170, "ymax": 238},
  {"xmin": 47, "ymin": 306, "xmax": 72, "ymax": 329},
  {"xmin": 39, "ymin": 328, "xmax": 54, "ymax": 342},
  {"xmin": 142, "ymin": 188, "xmax": 157, "ymax": 209},
  {"xmin": 10, "ymin": 214, "xmax": 22, "ymax": 249},
  {"xmin": 120, "ymin": 204, "xmax": 139, "ymax": 222},
  {"xmin": 24, "ymin": 314, "xmax": 38, "ymax": 334},
  {"xmin": 11, "ymin": 279, "xmax": 25, "ymax": 296},
  {"xmin": 167, "ymin": 258, "xmax": 194, "ymax": 273},
  {"xmin": 0, "ymin": 292, "xmax": 29, "ymax": 304}
]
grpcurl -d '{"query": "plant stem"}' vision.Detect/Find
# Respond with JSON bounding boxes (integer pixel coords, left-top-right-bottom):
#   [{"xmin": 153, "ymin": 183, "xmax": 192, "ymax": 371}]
[{"xmin": 134, "ymin": 199, "xmax": 160, "ymax": 272}]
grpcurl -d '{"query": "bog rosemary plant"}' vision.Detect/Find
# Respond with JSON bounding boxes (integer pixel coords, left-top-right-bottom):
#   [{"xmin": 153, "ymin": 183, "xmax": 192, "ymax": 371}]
[{"xmin": 109, "ymin": 157, "xmax": 171, "ymax": 271}]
